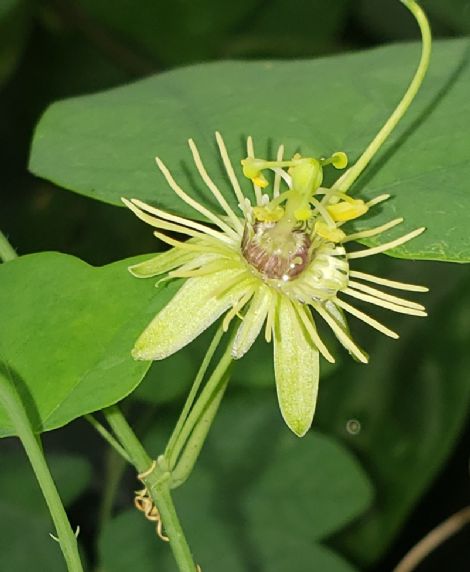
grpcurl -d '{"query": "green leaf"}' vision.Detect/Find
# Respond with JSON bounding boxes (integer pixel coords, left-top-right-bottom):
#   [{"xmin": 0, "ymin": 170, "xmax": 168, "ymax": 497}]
[
  {"xmin": 119, "ymin": 394, "xmax": 370, "ymax": 571},
  {"xmin": 0, "ymin": 452, "xmax": 91, "ymax": 571},
  {"xmin": 29, "ymin": 38, "xmax": 470, "ymax": 261},
  {"xmin": 0, "ymin": 252, "xmax": 179, "ymax": 436},
  {"xmin": 316, "ymin": 259, "xmax": 470, "ymax": 565},
  {"xmin": 208, "ymin": 395, "xmax": 372, "ymax": 541},
  {"xmin": 255, "ymin": 532, "xmax": 357, "ymax": 572}
]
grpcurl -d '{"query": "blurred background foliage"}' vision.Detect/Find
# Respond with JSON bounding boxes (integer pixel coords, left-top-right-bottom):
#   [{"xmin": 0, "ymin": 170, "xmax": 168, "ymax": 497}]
[{"xmin": 1, "ymin": 0, "xmax": 469, "ymax": 570}]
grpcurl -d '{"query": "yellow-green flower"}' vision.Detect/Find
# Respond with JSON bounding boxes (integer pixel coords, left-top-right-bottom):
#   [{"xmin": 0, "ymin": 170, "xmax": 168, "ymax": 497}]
[{"xmin": 123, "ymin": 133, "xmax": 427, "ymax": 436}]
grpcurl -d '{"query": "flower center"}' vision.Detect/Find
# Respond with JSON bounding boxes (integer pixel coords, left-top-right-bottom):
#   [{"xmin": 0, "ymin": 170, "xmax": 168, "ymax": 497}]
[{"xmin": 241, "ymin": 221, "xmax": 311, "ymax": 281}]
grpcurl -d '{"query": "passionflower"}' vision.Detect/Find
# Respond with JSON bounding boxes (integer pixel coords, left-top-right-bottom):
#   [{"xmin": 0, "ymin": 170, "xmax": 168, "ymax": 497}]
[{"xmin": 122, "ymin": 133, "xmax": 427, "ymax": 436}]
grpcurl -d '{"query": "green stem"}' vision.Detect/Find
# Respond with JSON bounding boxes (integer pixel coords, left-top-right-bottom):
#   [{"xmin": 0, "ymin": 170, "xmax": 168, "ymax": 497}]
[
  {"xmin": 0, "ymin": 229, "xmax": 17, "ymax": 262},
  {"xmin": 167, "ymin": 338, "xmax": 234, "ymax": 471},
  {"xmin": 103, "ymin": 405, "xmax": 198, "ymax": 572},
  {"xmin": 102, "ymin": 406, "xmax": 151, "ymax": 471},
  {"xmin": 171, "ymin": 371, "xmax": 230, "ymax": 488},
  {"xmin": 165, "ymin": 323, "xmax": 225, "ymax": 463},
  {"xmin": 332, "ymin": 0, "xmax": 432, "ymax": 193},
  {"xmin": 85, "ymin": 414, "xmax": 131, "ymax": 463},
  {"xmin": 0, "ymin": 371, "xmax": 83, "ymax": 571}
]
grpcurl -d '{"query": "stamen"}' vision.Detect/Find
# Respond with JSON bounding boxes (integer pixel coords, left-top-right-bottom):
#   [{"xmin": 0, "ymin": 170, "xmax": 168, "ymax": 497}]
[
  {"xmin": 347, "ymin": 227, "xmax": 425, "ymax": 259},
  {"xmin": 343, "ymin": 287, "xmax": 427, "ymax": 316},
  {"xmin": 170, "ymin": 259, "xmax": 234, "ymax": 279},
  {"xmin": 126, "ymin": 198, "xmax": 231, "ymax": 243},
  {"xmin": 122, "ymin": 198, "xmax": 206, "ymax": 239},
  {"xmin": 264, "ymin": 295, "xmax": 277, "ymax": 343},
  {"xmin": 366, "ymin": 194, "xmax": 390, "ymax": 208},
  {"xmin": 222, "ymin": 288, "xmax": 254, "ymax": 331},
  {"xmin": 155, "ymin": 157, "xmax": 239, "ymax": 240},
  {"xmin": 211, "ymin": 273, "xmax": 253, "ymax": 299},
  {"xmin": 188, "ymin": 138, "xmax": 244, "ymax": 234},
  {"xmin": 335, "ymin": 298, "xmax": 398, "ymax": 339},
  {"xmin": 348, "ymin": 280, "xmax": 425, "ymax": 310},
  {"xmin": 342, "ymin": 218, "xmax": 404, "ymax": 243},
  {"xmin": 293, "ymin": 303, "xmax": 335, "ymax": 363},
  {"xmin": 311, "ymin": 300, "xmax": 369, "ymax": 363},
  {"xmin": 273, "ymin": 168, "xmax": 292, "ymax": 189},
  {"xmin": 310, "ymin": 197, "xmax": 336, "ymax": 227},
  {"xmin": 246, "ymin": 136, "xmax": 264, "ymax": 205},
  {"xmin": 215, "ymin": 131, "xmax": 247, "ymax": 208},
  {"xmin": 153, "ymin": 231, "xmax": 215, "ymax": 253},
  {"xmin": 349, "ymin": 270, "xmax": 429, "ymax": 292},
  {"xmin": 273, "ymin": 145, "xmax": 285, "ymax": 198}
]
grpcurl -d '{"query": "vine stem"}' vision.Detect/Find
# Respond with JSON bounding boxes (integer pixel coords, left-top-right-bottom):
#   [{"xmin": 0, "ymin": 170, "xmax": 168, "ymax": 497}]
[
  {"xmin": 0, "ymin": 229, "xmax": 17, "ymax": 262},
  {"xmin": 165, "ymin": 323, "xmax": 227, "ymax": 466},
  {"xmin": 393, "ymin": 506, "xmax": 470, "ymax": 572},
  {"xmin": 103, "ymin": 405, "xmax": 198, "ymax": 572},
  {"xmin": 85, "ymin": 414, "xmax": 131, "ymax": 463},
  {"xmin": 167, "ymin": 337, "xmax": 234, "ymax": 474},
  {"xmin": 0, "ymin": 371, "xmax": 83, "ymax": 571},
  {"xmin": 331, "ymin": 0, "xmax": 432, "ymax": 193}
]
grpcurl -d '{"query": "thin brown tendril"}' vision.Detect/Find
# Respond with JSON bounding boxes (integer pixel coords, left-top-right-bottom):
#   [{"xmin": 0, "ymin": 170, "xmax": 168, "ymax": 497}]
[
  {"xmin": 393, "ymin": 506, "xmax": 470, "ymax": 572},
  {"xmin": 138, "ymin": 459, "xmax": 157, "ymax": 480},
  {"xmin": 135, "ymin": 461, "xmax": 203, "ymax": 571},
  {"xmin": 134, "ymin": 486, "xmax": 169, "ymax": 542},
  {"xmin": 134, "ymin": 460, "xmax": 169, "ymax": 542}
]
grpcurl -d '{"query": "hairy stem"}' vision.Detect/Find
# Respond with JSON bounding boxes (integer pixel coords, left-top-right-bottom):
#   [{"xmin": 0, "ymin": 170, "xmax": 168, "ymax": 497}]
[{"xmin": 0, "ymin": 371, "xmax": 83, "ymax": 571}]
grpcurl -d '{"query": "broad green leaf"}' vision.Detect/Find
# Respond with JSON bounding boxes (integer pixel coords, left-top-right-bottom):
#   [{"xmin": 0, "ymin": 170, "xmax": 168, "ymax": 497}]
[
  {"xmin": 0, "ymin": 452, "xmax": 91, "ymax": 571},
  {"xmin": 255, "ymin": 531, "xmax": 357, "ymax": 572},
  {"xmin": 0, "ymin": 252, "xmax": 179, "ymax": 437},
  {"xmin": 316, "ymin": 259, "xmax": 470, "ymax": 565},
  {"xmin": 29, "ymin": 38, "xmax": 470, "ymax": 261},
  {"xmin": 208, "ymin": 395, "xmax": 372, "ymax": 541},
  {"xmin": 101, "ymin": 397, "xmax": 369, "ymax": 571}
]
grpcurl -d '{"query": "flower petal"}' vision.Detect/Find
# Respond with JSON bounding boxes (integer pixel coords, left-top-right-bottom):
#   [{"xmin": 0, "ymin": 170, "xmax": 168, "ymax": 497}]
[
  {"xmin": 232, "ymin": 284, "xmax": 273, "ymax": 359},
  {"xmin": 128, "ymin": 248, "xmax": 194, "ymax": 278},
  {"xmin": 133, "ymin": 269, "xmax": 250, "ymax": 360},
  {"xmin": 273, "ymin": 296, "xmax": 319, "ymax": 437}
]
